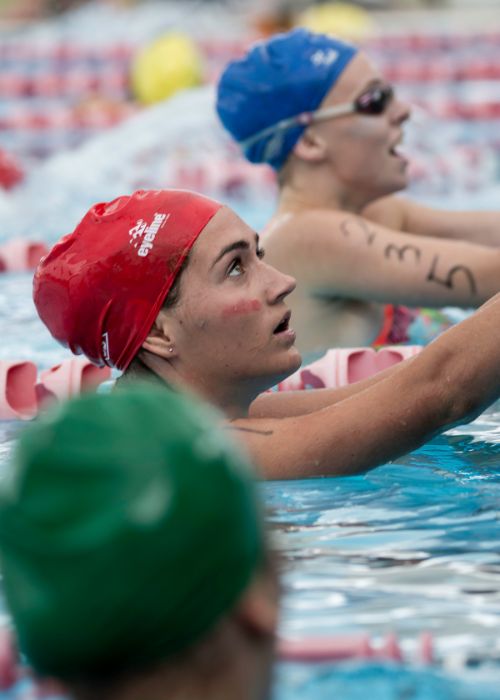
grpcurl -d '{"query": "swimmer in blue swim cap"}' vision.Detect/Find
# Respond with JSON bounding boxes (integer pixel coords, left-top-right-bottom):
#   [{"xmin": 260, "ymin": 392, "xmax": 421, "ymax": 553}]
[
  {"xmin": 218, "ymin": 29, "xmax": 359, "ymax": 171},
  {"xmin": 217, "ymin": 28, "xmax": 500, "ymax": 356},
  {"xmin": 0, "ymin": 385, "xmax": 278, "ymax": 700}
]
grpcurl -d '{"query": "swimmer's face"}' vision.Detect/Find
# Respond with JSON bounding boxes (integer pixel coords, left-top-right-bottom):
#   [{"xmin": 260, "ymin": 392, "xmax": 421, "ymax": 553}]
[
  {"xmin": 306, "ymin": 52, "xmax": 411, "ymax": 200},
  {"xmin": 158, "ymin": 207, "xmax": 301, "ymax": 398}
]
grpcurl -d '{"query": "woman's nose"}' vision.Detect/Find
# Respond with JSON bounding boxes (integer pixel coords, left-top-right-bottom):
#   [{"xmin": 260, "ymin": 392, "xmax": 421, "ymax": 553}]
[
  {"xmin": 266, "ymin": 263, "xmax": 296, "ymax": 303},
  {"xmin": 391, "ymin": 96, "xmax": 411, "ymax": 125}
]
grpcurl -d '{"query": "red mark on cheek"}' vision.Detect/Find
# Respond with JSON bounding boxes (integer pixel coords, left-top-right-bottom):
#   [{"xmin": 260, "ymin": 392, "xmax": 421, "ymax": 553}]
[{"xmin": 221, "ymin": 299, "xmax": 262, "ymax": 317}]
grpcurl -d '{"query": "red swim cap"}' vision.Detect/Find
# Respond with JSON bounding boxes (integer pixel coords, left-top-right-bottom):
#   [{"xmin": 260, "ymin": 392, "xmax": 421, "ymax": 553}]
[{"xmin": 33, "ymin": 189, "xmax": 222, "ymax": 370}]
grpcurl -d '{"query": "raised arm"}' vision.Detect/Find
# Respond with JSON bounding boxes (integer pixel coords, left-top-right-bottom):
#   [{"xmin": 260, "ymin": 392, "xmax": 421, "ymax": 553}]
[
  {"xmin": 229, "ymin": 291, "xmax": 500, "ymax": 479},
  {"xmin": 269, "ymin": 209, "xmax": 500, "ymax": 308},
  {"xmin": 249, "ymin": 359, "xmax": 409, "ymax": 418},
  {"xmin": 364, "ymin": 195, "xmax": 500, "ymax": 248}
]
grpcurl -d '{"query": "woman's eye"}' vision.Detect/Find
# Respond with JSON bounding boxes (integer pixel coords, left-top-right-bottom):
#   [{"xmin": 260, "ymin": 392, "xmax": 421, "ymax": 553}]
[
  {"xmin": 228, "ymin": 258, "xmax": 244, "ymax": 277},
  {"xmin": 227, "ymin": 248, "xmax": 263, "ymax": 277}
]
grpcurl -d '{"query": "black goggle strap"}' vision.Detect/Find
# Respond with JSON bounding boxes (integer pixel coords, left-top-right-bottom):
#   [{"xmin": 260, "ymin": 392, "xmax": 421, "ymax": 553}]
[
  {"xmin": 238, "ymin": 86, "xmax": 393, "ymax": 157},
  {"xmin": 239, "ymin": 103, "xmax": 356, "ymax": 155}
]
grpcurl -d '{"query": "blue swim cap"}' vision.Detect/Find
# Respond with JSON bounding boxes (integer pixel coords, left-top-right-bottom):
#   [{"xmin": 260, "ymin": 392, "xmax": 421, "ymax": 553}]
[{"xmin": 216, "ymin": 29, "xmax": 358, "ymax": 170}]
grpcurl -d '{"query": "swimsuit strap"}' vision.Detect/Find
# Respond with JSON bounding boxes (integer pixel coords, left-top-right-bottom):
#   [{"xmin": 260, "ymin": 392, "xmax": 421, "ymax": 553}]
[{"xmin": 372, "ymin": 304, "xmax": 396, "ymax": 347}]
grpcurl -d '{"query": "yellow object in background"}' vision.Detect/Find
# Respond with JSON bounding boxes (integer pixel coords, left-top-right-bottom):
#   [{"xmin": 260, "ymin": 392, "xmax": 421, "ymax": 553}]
[
  {"xmin": 131, "ymin": 32, "xmax": 203, "ymax": 105},
  {"xmin": 295, "ymin": 2, "xmax": 376, "ymax": 42}
]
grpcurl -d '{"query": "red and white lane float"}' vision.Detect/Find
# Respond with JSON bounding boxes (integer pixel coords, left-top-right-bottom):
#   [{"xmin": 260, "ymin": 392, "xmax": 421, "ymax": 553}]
[
  {"xmin": 0, "ymin": 358, "xmax": 111, "ymax": 420},
  {"xmin": 276, "ymin": 345, "xmax": 422, "ymax": 392},
  {"xmin": 0, "ymin": 239, "xmax": 48, "ymax": 273}
]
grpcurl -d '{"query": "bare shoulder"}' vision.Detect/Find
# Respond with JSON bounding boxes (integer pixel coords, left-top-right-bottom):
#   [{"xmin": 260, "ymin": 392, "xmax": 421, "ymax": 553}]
[{"xmin": 266, "ymin": 208, "xmax": 352, "ymax": 251}]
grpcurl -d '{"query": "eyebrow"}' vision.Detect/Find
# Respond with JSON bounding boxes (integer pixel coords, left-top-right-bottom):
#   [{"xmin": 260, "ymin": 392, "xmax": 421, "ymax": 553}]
[{"xmin": 211, "ymin": 233, "xmax": 260, "ymax": 268}]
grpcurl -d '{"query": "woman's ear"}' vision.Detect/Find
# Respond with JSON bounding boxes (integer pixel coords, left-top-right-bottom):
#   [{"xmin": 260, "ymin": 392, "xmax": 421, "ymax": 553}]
[
  {"xmin": 234, "ymin": 570, "xmax": 280, "ymax": 640},
  {"xmin": 141, "ymin": 313, "xmax": 178, "ymax": 360},
  {"xmin": 292, "ymin": 128, "xmax": 327, "ymax": 163}
]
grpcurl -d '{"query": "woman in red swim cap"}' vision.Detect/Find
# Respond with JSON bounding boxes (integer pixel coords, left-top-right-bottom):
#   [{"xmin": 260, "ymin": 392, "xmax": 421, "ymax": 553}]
[{"xmin": 34, "ymin": 188, "xmax": 500, "ymax": 479}]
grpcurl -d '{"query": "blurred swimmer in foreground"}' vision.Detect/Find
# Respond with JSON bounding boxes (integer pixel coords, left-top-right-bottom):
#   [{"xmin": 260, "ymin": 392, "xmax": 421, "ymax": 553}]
[
  {"xmin": 217, "ymin": 29, "xmax": 500, "ymax": 355},
  {"xmin": 0, "ymin": 385, "xmax": 277, "ymax": 700},
  {"xmin": 33, "ymin": 189, "xmax": 500, "ymax": 478}
]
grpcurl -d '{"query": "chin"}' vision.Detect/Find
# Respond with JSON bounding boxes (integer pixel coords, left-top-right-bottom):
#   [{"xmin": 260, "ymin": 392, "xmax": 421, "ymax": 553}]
[
  {"xmin": 376, "ymin": 161, "xmax": 410, "ymax": 197},
  {"xmin": 273, "ymin": 348, "xmax": 302, "ymax": 384},
  {"xmin": 394, "ymin": 161, "xmax": 410, "ymax": 190},
  {"xmin": 290, "ymin": 348, "xmax": 303, "ymax": 373},
  {"xmin": 254, "ymin": 349, "xmax": 302, "ymax": 392},
  {"xmin": 395, "ymin": 173, "xmax": 410, "ymax": 192},
  {"xmin": 376, "ymin": 176, "xmax": 408, "ymax": 199}
]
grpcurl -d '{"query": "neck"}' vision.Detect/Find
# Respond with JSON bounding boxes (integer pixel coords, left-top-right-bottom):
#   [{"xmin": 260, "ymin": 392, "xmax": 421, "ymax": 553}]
[
  {"xmin": 75, "ymin": 667, "xmax": 264, "ymax": 700},
  {"xmin": 72, "ymin": 664, "xmax": 266, "ymax": 700},
  {"xmin": 71, "ymin": 614, "xmax": 274, "ymax": 700},
  {"xmin": 197, "ymin": 380, "xmax": 259, "ymax": 420},
  {"xmin": 136, "ymin": 353, "xmax": 265, "ymax": 420},
  {"xmin": 278, "ymin": 160, "xmax": 373, "ymax": 215}
]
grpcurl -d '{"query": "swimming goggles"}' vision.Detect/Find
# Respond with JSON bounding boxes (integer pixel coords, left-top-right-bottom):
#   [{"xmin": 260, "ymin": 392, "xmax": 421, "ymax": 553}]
[{"xmin": 239, "ymin": 84, "xmax": 395, "ymax": 158}]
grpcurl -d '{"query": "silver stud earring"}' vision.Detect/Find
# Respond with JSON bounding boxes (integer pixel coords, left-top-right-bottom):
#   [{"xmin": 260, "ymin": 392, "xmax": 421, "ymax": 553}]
[{"xmin": 168, "ymin": 347, "xmax": 174, "ymax": 353}]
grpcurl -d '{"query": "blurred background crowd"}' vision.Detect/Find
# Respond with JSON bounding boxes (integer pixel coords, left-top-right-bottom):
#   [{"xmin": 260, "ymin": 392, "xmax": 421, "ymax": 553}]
[
  {"xmin": 1, "ymin": 0, "xmax": 500, "ymax": 254},
  {"xmin": 0, "ymin": 1, "xmax": 485, "ymax": 24},
  {"xmin": 0, "ymin": 0, "xmax": 499, "ymax": 24}
]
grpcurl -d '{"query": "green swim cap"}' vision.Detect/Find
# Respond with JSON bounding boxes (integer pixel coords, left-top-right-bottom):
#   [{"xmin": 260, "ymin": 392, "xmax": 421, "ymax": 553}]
[{"xmin": 0, "ymin": 385, "xmax": 263, "ymax": 680}]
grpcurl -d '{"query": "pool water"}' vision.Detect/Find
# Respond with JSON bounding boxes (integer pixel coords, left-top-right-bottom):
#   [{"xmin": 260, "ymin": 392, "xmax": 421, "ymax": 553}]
[
  {"xmin": 268, "ymin": 430, "xmax": 500, "ymax": 698},
  {"xmin": 269, "ymin": 432, "xmax": 500, "ymax": 648}
]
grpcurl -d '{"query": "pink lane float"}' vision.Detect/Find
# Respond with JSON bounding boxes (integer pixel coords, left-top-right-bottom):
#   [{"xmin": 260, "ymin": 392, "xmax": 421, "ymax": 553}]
[
  {"xmin": 35, "ymin": 358, "xmax": 112, "ymax": 409},
  {"xmin": 0, "ymin": 239, "xmax": 48, "ymax": 273},
  {"xmin": 278, "ymin": 631, "xmax": 434, "ymax": 665},
  {"xmin": 0, "ymin": 358, "xmax": 111, "ymax": 420},
  {"xmin": 0, "ymin": 148, "xmax": 24, "ymax": 191},
  {"xmin": 0, "ymin": 360, "xmax": 38, "ymax": 421},
  {"xmin": 276, "ymin": 346, "xmax": 422, "ymax": 392},
  {"xmin": 0, "ymin": 348, "xmax": 421, "ymax": 420}
]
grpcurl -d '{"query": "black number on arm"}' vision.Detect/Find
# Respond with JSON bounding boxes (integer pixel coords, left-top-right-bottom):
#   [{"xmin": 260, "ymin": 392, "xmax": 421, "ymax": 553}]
[
  {"xmin": 384, "ymin": 243, "xmax": 421, "ymax": 264},
  {"xmin": 340, "ymin": 218, "xmax": 377, "ymax": 246},
  {"xmin": 426, "ymin": 255, "xmax": 477, "ymax": 296},
  {"xmin": 225, "ymin": 425, "xmax": 274, "ymax": 437}
]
